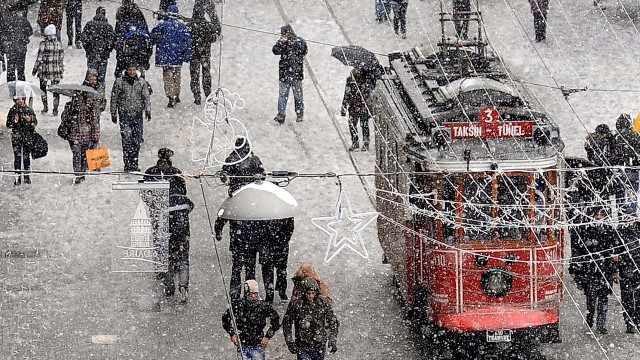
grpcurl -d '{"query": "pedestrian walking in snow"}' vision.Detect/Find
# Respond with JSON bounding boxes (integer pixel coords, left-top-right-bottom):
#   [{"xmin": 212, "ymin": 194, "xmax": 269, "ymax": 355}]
[
  {"xmin": 578, "ymin": 208, "xmax": 619, "ymax": 334},
  {"xmin": 0, "ymin": 12, "xmax": 32, "ymax": 91},
  {"xmin": 453, "ymin": 0, "xmax": 470, "ymax": 39},
  {"xmin": 151, "ymin": 5, "xmax": 192, "ymax": 108},
  {"xmin": 375, "ymin": 0, "xmax": 390, "ymax": 23},
  {"xmin": 283, "ymin": 277, "xmax": 339, "ymax": 359},
  {"xmin": 272, "ymin": 24, "xmax": 307, "ymax": 124},
  {"xmin": 222, "ymin": 279, "xmax": 281, "ymax": 360},
  {"xmin": 61, "ymin": 91, "xmax": 99, "ymax": 184},
  {"xmin": 81, "ymin": 6, "xmax": 116, "ymax": 86},
  {"xmin": 290, "ymin": 263, "xmax": 333, "ymax": 304},
  {"xmin": 6, "ymin": 95, "xmax": 37, "ymax": 185},
  {"xmin": 215, "ymin": 218, "xmax": 264, "ymax": 306},
  {"xmin": 188, "ymin": 8, "xmax": 220, "ymax": 105},
  {"xmin": 390, "ymin": 0, "xmax": 408, "ymax": 38},
  {"xmin": 259, "ymin": 217, "xmax": 294, "ymax": 304},
  {"xmin": 115, "ymin": 0, "xmax": 148, "ymax": 38},
  {"xmin": 528, "ymin": 0, "xmax": 548, "ymax": 42},
  {"xmin": 65, "ymin": 0, "xmax": 82, "ymax": 48},
  {"xmin": 110, "ymin": 63, "xmax": 151, "ymax": 172},
  {"xmin": 114, "ymin": 25, "xmax": 153, "ymax": 80},
  {"xmin": 341, "ymin": 68, "xmax": 376, "ymax": 151},
  {"xmin": 612, "ymin": 114, "xmax": 640, "ymax": 216},
  {"xmin": 83, "ymin": 69, "xmax": 106, "ymax": 124},
  {"xmin": 38, "ymin": 0, "xmax": 64, "ymax": 40},
  {"xmin": 33, "ymin": 24, "xmax": 64, "ymax": 115},
  {"xmin": 616, "ymin": 217, "xmax": 640, "ymax": 333},
  {"xmin": 221, "ymin": 137, "xmax": 265, "ymax": 196},
  {"xmin": 144, "ymin": 148, "xmax": 187, "ymax": 196},
  {"xmin": 584, "ymin": 124, "xmax": 614, "ymax": 167}
]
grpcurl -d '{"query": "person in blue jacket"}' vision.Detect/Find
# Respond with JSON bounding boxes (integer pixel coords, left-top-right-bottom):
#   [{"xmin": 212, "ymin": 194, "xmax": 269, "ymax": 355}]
[{"xmin": 151, "ymin": 5, "xmax": 192, "ymax": 108}]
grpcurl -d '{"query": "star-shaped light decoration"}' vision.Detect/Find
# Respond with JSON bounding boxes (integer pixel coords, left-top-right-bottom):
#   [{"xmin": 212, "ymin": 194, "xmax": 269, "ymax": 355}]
[{"xmin": 311, "ymin": 191, "xmax": 378, "ymax": 264}]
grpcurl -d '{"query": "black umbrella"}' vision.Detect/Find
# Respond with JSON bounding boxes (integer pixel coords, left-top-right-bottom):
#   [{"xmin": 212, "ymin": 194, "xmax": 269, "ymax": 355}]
[
  {"xmin": 331, "ymin": 45, "xmax": 381, "ymax": 71},
  {"xmin": 49, "ymin": 84, "xmax": 99, "ymax": 97}
]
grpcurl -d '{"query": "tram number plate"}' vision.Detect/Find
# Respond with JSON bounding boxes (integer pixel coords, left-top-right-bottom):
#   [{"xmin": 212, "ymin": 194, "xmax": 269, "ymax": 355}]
[{"xmin": 486, "ymin": 330, "xmax": 512, "ymax": 342}]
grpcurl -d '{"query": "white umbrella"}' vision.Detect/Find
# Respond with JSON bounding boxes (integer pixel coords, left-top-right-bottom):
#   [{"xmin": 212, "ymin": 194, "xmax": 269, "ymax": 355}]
[
  {"xmin": 217, "ymin": 181, "xmax": 299, "ymax": 220},
  {"xmin": 3, "ymin": 81, "xmax": 45, "ymax": 98}
]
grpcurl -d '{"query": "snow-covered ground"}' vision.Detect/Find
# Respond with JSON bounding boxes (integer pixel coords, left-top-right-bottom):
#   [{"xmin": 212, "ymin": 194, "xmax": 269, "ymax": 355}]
[{"xmin": 1, "ymin": 0, "xmax": 639, "ymax": 359}]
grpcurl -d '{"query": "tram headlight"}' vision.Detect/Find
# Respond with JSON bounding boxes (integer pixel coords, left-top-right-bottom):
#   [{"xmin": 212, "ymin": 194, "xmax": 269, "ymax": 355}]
[{"xmin": 480, "ymin": 266, "xmax": 512, "ymax": 298}]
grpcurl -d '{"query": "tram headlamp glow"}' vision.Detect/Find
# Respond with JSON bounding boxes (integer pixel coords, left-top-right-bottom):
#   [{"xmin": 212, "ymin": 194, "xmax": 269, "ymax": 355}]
[{"xmin": 480, "ymin": 266, "xmax": 513, "ymax": 298}]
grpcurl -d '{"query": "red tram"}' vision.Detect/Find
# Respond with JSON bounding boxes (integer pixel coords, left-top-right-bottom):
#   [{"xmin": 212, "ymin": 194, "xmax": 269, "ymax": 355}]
[{"xmin": 371, "ymin": 11, "xmax": 565, "ymax": 358}]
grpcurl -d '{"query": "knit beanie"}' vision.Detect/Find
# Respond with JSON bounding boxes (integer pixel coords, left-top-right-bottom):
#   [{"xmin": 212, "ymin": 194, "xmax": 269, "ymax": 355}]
[{"xmin": 44, "ymin": 24, "xmax": 56, "ymax": 36}]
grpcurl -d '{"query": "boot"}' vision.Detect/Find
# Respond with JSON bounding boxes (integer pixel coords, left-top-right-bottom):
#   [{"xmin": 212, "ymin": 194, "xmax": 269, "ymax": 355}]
[
  {"xmin": 274, "ymin": 114, "xmax": 285, "ymax": 124},
  {"xmin": 167, "ymin": 97, "xmax": 175, "ymax": 108},
  {"xmin": 52, "ymin": 96, "xmax": 59, "ymax": 116},
  {"xmin": 194, "ymin": 96, "xmax": 201, "ymax": 105},
  {"xmin": 23, "ymin": 175, "xmax": 31, "ymax": 184},
  {"xmin": 361, "ymin": 143, "xmax": 370, "ymax": 151},
  {"xmin": 174, "ymin": 96, "xmax": 181, "ymax": 104},
  {"xmin": 349, "ymin": 142, "xmax": 359, "ymax": 151},
  {"xmin": 14, "ymin": 176, "xmax": 21, "ymax": 186},
  {"xmin": 177, "ymin": 286, "xmax": 188, "ymax": 304},
  {"xmin": 41, "ymin": 96, "xmax": 48, "ymax": 114}
]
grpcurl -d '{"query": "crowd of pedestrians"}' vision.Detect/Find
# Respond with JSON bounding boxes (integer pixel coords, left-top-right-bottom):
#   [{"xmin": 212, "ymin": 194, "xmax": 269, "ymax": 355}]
[{"xmin": 567, "ymin": 114, "xmax": 640, "ymax": 334}]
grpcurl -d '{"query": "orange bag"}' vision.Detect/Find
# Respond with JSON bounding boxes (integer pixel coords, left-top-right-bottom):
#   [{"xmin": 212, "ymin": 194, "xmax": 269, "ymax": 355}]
[{"xmin": 86, "ymin": 146, "xmax": 111, "ymax": 170}]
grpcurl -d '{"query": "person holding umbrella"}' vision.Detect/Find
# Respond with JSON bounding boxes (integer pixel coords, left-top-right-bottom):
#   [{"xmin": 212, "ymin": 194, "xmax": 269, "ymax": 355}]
[
  {"xmin": 33, "ymin": 24, "xmax": 64, "ymax": 116},
  {"xmin": 61, "ymin": 90, "xmax": 99, "ymax": 184},
  {"xmin": 6, "ymin": 94, "xmax": 38, "ymax": 185},
  {"xmin": 272, "ymin": 24, "xmax": 308, "ymax": 124}
]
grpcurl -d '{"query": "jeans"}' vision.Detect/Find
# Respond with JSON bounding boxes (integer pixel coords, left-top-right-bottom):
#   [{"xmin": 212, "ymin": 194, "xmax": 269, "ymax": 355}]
[
  {"xmin": 375, "ymin": 0, "xmax": 390, "ymax": 18},
  {"xmin": 297, "ymin": 347, "xmax": 326, "ymax": 360},
  {"xmin": 87, "ymin": 57, "xmax": 108, "ymax": 86},
  {"xmin": 68, "ymin": 140, "xmax": 92, "ymax": 175},
  {"xmin": 118, "ymin": 114, "xmax": 143, "ymax": 171},
  {"xmin": 239, "ymin": 346, "xmax": 265, "ymax": 360},
  {"xmin": 190, "ymin": 55, "xmax": 212, "ymax": 101},
  {"xmin": 278, "ymin": 80, "xmax": 304, "ymax": 118},
  {"xmin": 585, "ymin": 284, "xmax": 609, "ymax": 329},
  {"xmin": 348, "ymin": 110, "xmax": 370, "ymax": 146},
  {"xmin": 66, "ymin": 4, "xmax": 82, "ymax": 45},
  {"xmin": 533, "ymin": 11, "xmax": 546, "ymax": 41},
  {"xmin": 391, "ymin": 2, "xmax": 407, "ymax": 34},
  {"xmin": 11, "ymin": 136, "xmax": 31, "ymax": 173}
]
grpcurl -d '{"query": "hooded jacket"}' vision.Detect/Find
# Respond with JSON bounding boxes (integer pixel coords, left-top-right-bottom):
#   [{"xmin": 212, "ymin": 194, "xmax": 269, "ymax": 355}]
[
  {"xmin": 272, "ymin": 25, "xmax": 308, "ymax": 83},
  {"xmin": 283, "ymin": 277, "xmax": 339, "ymax": 349},
  {"xmin": 222, "ymin": 293, "xmax": 281, "ymax": 347},
  {"xmin": 612, "ymin": 114, "xmax": 640, "ymax": 167},
  {"xmin": 110, "ymin": 71, "xmax": 151, "ymax": 118},
  {"xmin": 187, "ymin": 13, "xmax": 219, "ymax": 58},
  {"xmin": 151, "ymin": 5, "xmax": 192, "ymax": 67},
  {"xmin": 115, "ymin": 2, "xmax": 148, "ymax": 39},
  {"xmin": 117, "ymin": 27, "xmax": 153, "ymax": 71},
  {"xmin": 290, "ymin": 263, "xmax": 333, "ymax": 303},
  {"xmin": 82, "ymin": 13, "xmax": 116, "ymax": 61},
  {"xmin": 222, "ymin": 143, "xmax": 265, "ymax": 195}
]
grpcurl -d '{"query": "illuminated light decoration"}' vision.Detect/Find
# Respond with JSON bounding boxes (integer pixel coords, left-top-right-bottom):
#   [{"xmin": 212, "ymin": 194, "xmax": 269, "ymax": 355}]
[
  {"xmin": 311, "ymin": 190, "xmax": 378, "ymax": 264},
  {"xmin": 189, "ymin": 88, "xmax": 252, "ymax": 168}
]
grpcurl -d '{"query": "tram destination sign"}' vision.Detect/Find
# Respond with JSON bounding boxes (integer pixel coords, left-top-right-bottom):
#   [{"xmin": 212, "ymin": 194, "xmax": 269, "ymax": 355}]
[{"xmin": 442, "ymin": 106, "xmax": 536, "ymax": 139}]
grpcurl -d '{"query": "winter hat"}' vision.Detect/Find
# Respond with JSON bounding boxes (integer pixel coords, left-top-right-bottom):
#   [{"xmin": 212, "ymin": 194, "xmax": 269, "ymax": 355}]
[
  {"xmin": 167, "ymin": 4, "xmax": 179, "ymax": 13},
  {"xmin": 300, "ymin": 277, "xmax": 319, "ymax": 293},
  {"xmin": 243, "ymin": 279, "xmax": 259, "ymax": 294},
  {"xmin": 96, "ymin": 6, "xmax": 106, "ymax": 16},
  {"xmin": 158, "ymin": 148, "xmax": 174, "ymax": 161},
  {"xmin": 595, "ymin": 124, "xmax": 610, "ymax": 135},
  {"xmin": 234, "ymin": 136, "xmax": 247, "ymax": 149},
  {"xmin": 44, "ymin": 24, "xmax": 56, "ymax": 36}
]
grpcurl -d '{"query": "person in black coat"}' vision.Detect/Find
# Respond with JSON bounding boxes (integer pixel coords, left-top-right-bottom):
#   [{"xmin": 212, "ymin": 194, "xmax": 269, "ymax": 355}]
[
  {"xmin": 6, "ymin": 96, "xmax": 37, "ymax": 185},
  {"xmin": 81, "ymin": 7, "xmax": 116, "ymax": 86},
  {"xmin": 0, "ymin": 13, "xmax": 32, "ymax": 87},
  {"xmin": 144, "ymin": 148, "xmax": 187, "ymax": 196},
  {"xmin": 259, "ymin": 217, "xmax": 294, "ymax": 304},
  {"xmin": 163, "ymin": 193, "xmax": 194, "ymax": 303},
  {"xmin": 193, "ymin": 0, "xmax": 219, "ymax": 25},
  {"xmin": 272, "ymin": 24, "xmax": 308, "ymax": 123},
  {"xmin": 222, "ymin": 280, "xmax": 280, "ymax": 358},
  {"xmin": 65, "ymin": 0, "xmax": 82, "ymax": 48},
  {"xmin": 115, "ymin": 0, "xmax": 148, "ymax": 38},
  {"xmin": 188, "ymin": 8, "xmax": 219, "ymax": 105},
  {"xmin": 612, "ymin": 114, "xmax": 640, "ymax": 216},
  {"xmin": 341, "ymin": 68, "xmax": 379, "ymax": 151},
  {"xmin": 617, "ymin": 218, "xmax": 640, "ymax": 333},
  {"xmin": 576, "ymin": 208, "xmax": 619, "ymax": 334},
  {"xmin": 221, "ymin": 137, "xmax": 265, "ymax": 196},
  {"xmin": 215, "ymin": 218, "xmax": 265, "ymax": 306}
]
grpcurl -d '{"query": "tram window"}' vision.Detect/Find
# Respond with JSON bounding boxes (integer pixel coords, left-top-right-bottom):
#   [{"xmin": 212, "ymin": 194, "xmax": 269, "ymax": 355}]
[
  {"xmin": 459, "ymin": 90, "xmax": 523, "ymax": 108},
  {"xmin": 496, "ymin": 176, "xmax": 528, "ymax": 241},
  {"xmin": 462, "ymin": 175, "xmax": 492, "ymax": 242}
]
